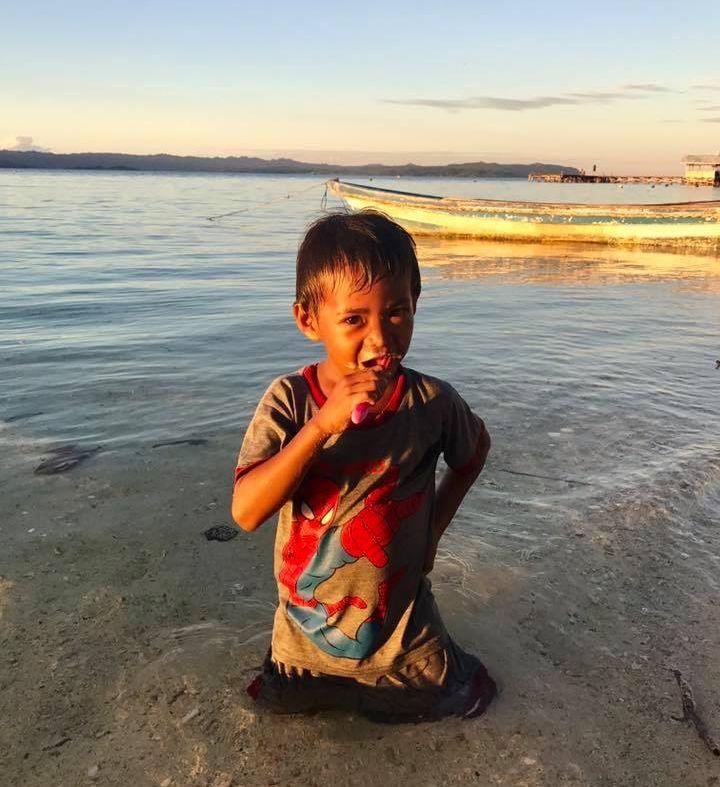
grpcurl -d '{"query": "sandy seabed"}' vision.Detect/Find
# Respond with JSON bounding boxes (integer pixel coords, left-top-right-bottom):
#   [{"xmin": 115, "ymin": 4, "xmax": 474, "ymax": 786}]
[{"xmin": 1, "ymin": 440, "xmax": 719, "ymax": 787}]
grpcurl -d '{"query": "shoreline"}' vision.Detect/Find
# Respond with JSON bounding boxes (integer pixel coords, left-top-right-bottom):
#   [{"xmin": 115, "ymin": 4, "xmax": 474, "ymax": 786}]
[{"xmin": 2, "ymin": 438, "xmax": 719, "ymax": 786}]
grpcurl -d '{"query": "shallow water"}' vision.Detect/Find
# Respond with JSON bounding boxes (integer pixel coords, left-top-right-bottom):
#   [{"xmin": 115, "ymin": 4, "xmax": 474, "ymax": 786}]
[{"xmin": 2, "ymin": 170, "xmax": 719, "ymax": 590}]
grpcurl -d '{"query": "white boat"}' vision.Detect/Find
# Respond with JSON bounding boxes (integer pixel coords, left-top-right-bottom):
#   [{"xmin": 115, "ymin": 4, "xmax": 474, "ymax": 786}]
[{"xmin": 327, "ymin": 179, "xmax": 720, "ymax": 248}]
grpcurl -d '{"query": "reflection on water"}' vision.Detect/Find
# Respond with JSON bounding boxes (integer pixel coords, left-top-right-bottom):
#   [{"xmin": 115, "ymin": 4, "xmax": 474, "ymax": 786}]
[{"xmin": 416, "ymin": 237, "xmax": 720, "ymax": 291}]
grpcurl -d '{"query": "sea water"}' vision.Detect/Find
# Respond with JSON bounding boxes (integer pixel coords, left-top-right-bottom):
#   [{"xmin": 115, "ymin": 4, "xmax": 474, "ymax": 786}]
[{"xmin": 2, "ymin": 170, "xmax": 719, "ymax": 590}]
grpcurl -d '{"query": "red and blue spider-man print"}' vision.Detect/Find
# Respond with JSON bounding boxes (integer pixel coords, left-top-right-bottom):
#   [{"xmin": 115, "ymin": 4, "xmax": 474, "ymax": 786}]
[{"xmin": 278, "ymin": 464, "xmax": 425, "ymax": 659}]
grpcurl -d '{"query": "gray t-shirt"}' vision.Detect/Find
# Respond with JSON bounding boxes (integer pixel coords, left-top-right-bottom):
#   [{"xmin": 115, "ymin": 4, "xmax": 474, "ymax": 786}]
[{"xmin": 235, "ymin": 365, "xmax": 486, "ymax": 678}]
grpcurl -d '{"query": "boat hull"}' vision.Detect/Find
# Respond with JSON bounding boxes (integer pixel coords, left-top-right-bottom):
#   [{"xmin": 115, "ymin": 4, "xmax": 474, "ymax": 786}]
[{"xmin": 328, "ymin": 180, "xmax": 720, "ymax": 248}]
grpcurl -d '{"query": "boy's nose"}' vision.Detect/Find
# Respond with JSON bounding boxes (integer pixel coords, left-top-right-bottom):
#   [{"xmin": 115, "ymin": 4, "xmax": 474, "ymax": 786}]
[{"xmin": 365, "ymin": 319, "xmax": 392, "ymax": 349}]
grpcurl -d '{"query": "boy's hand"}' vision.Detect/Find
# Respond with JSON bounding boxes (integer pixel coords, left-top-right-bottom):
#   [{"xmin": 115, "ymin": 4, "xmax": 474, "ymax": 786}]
[{"xmin": 312, "ymin": 369, "xmax": 392, "ymax": 435}]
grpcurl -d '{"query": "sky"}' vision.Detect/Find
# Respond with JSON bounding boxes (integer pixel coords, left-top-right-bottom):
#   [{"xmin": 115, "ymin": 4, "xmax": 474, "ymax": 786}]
[{"xmin": 2, "ymin": 0, "xmax": 720, "ymax": 173}]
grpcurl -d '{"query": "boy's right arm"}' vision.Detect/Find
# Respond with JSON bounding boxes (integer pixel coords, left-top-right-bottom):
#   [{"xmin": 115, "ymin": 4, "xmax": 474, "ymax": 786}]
[
  {"xmin": 231, "ymin": 417, "xmax": 329, "ymax": 531},
  {"xmin": 231, "ymin": 368, "xmax": 389, "ymax": 531}
]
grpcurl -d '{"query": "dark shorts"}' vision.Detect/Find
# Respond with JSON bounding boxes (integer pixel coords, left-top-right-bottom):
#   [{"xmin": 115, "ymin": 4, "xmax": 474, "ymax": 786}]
[{"xmin": 246, "ymin": 639, "xmax": 496, "ymax": 723}]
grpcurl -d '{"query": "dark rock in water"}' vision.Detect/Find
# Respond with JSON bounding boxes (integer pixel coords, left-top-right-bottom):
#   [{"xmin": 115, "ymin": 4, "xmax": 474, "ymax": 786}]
[
  {"xmin": 203, "ymin": 525, "xmax": 239, "ymax": 542},
  {"xmin": 152, "ymin": 438, "xmax": 209, "ymax": 448},
  {"xmin": 34, "ymin": 444, "xmax": 102, "ymax": 475},
  {"xmin": 5, "ymin": 411, "xmax": 44, "ymax": 423}
]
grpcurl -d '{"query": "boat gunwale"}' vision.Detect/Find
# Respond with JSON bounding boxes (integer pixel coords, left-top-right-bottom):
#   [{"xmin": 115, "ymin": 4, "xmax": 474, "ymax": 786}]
[{"xmin": 328, "ymin": 179, "xmax": 720, "ymax": 214}]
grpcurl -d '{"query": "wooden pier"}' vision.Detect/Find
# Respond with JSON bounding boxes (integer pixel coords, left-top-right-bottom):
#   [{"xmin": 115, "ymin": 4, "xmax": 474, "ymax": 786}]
[
  {"xmin": 529, "ymin": 172, "xmax": 686, "ymax": 185},
  {"xmin": 530, "ymin": 155, "xmax": 720, "ymax": 187}
]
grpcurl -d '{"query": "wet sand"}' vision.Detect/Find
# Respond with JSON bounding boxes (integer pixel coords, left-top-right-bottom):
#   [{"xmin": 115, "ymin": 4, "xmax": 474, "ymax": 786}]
[{"xmin": 2, "ymin": 439, "xmax": 719, "ymax": 787}]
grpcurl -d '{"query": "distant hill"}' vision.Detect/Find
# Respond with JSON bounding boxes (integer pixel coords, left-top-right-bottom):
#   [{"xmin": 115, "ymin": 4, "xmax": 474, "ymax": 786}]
[{"xmin": 0, "ymin": 150, "xmax": 579, "ymax": 179}]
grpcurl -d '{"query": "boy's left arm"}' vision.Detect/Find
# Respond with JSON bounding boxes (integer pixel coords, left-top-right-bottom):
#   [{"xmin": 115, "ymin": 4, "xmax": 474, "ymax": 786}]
[{"xmin": 424, "ymin": 424, "xmax": 490, "ymax": 574}]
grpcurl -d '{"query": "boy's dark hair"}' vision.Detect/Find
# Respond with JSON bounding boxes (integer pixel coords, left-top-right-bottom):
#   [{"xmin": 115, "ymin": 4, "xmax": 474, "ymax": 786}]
[{"xmin": 296, "ymin": 210, "xmax": 421, "ymax": 313}]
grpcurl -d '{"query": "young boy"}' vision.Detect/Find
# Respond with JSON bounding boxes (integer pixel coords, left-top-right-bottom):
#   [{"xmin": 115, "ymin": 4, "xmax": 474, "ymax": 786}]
[{"xmin": 232, "ymin": 211, "xmax": 496, "ymax": 721}]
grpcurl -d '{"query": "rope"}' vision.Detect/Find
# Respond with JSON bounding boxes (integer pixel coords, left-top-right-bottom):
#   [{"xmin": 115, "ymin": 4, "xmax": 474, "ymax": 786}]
[
  {"xmin": 206, "ymin": 179, "xmax": 329, "ymax": 221},
  {"xmin": 320, "ymin": 182, "xmax": 328, "ymax": 212}
]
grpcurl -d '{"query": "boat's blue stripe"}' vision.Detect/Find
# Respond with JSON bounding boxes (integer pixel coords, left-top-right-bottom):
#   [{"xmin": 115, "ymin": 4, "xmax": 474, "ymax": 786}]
[{"xmin": 449, "ymin": 212, "xmax": 719, "ymax": 225}]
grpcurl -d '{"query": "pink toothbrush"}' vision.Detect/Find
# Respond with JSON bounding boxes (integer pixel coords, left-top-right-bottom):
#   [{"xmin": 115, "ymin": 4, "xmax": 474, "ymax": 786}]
[
  {"xmin": 351, "ymin": 401, "xmax": 371, "ymax": 425},
  {"xmin": 351, "ymin": 355, "xmax": 393, "ymax": 425}
]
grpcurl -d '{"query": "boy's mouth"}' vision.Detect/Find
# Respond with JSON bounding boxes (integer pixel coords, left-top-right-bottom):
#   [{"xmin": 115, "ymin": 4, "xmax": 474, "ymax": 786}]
[{"xmin": 360, "ymin": 353, "xmax": 398, "ymax": 370}]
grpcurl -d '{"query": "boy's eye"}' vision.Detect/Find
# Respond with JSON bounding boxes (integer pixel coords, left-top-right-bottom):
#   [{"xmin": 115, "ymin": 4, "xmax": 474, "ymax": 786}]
[
  {"xmin": 343, "ymin": 315, "xmax": 362, "ymax": 326},
  {"xmin": 389, "ymin": 308, "xmax": 409, "ymax": 324}
]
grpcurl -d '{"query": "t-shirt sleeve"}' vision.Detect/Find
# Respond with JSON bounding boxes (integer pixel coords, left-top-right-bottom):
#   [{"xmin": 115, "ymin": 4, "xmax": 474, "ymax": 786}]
[
  {"xmin": 441, "ymin": 384, "xmax": 488, "ymax": 476},
  {"xmin": 234, "ymin": 377, "xmax": 297, "ymax": 483}
]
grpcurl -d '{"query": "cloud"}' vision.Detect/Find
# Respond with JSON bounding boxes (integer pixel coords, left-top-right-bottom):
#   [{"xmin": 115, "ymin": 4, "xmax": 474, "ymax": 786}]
[
  {"xmin": 620, "ymin": 83, "xmax": 675, "ymax": 93},
  {"xmin": 382, "ymin": 83, "xmax": 673, "ymax": 113},
  {"xmin": 698, "ymin": 104, "xmax": 720, "ymax": 112},
  {"xmin": 3, "ymin": 136, "xmax": 50, "ymax": 152},
  {"xmin": 566, "ymin": 90, "xmax": 643, "ymax": 101},
  {"xmin": 383, "ymin": 95, "xmax": 580, "ymax": 112},
  {"xmin": 701, "ymin": 117, "xmax": 720, "ymax": 123},
  {"xmin": 691, "ymin": 82, "xmax": 720, "ymax": 91}
]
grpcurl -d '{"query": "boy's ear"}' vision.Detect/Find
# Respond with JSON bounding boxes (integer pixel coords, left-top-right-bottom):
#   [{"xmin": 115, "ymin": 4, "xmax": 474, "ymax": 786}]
[{"xmin": 293, "ymin": 302, "xmax": 321, "ymax": 341}]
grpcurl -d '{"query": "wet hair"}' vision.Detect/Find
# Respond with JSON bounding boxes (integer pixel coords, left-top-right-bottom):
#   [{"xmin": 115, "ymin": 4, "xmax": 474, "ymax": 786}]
[{"xmin": 295, "ymin": 210, "xmax": 421, "ymax": 314}]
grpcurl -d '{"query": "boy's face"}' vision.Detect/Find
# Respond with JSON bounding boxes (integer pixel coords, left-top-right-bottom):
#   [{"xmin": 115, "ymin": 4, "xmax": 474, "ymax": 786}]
[{"xmin": 294, "ymin": 272, "xmax": 416, "ymax": 379}]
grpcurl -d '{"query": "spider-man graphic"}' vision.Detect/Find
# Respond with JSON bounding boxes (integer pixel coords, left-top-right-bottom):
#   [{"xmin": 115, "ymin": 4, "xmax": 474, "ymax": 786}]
[{"xmin": 279, "ymin": 465, "xmax": 425, "ymax": 659}]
